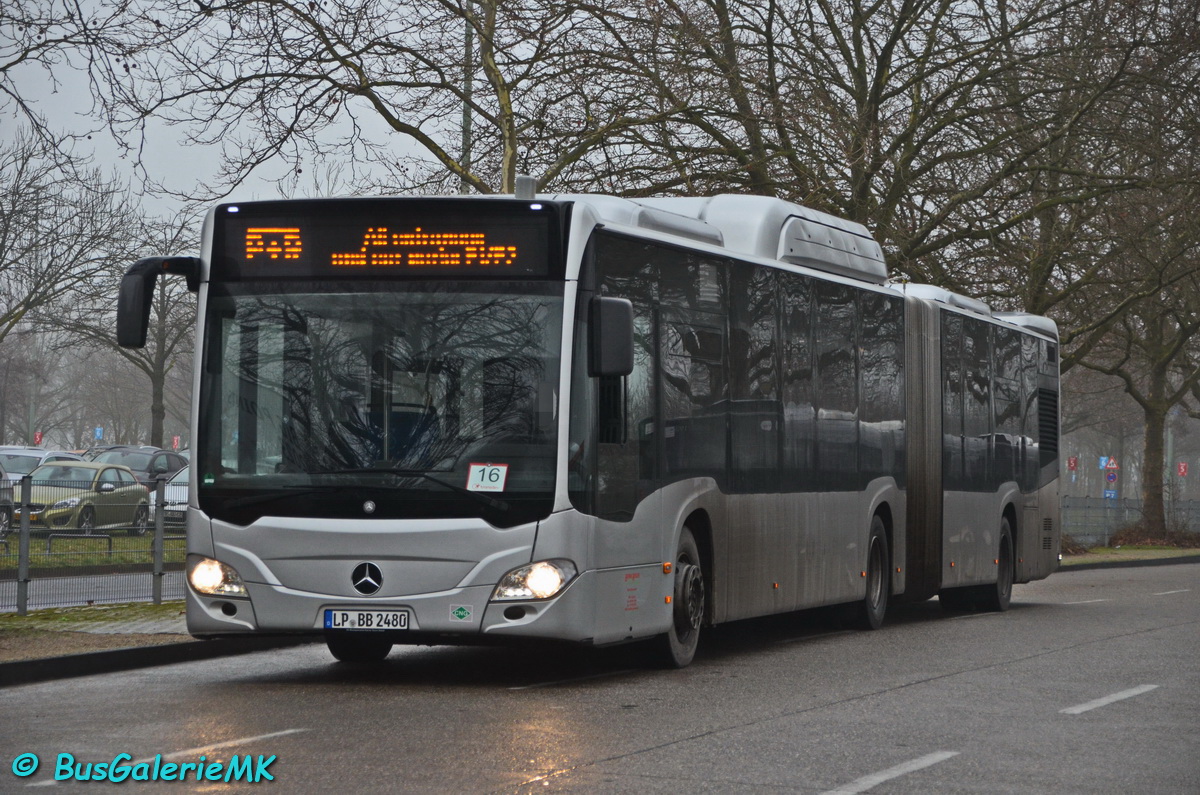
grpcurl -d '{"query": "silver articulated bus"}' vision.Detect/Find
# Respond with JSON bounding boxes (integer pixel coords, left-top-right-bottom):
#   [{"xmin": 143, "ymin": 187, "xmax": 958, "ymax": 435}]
[{"xmin": 116, "ymin": 191, "xmax": 1061, "ymax": 667}]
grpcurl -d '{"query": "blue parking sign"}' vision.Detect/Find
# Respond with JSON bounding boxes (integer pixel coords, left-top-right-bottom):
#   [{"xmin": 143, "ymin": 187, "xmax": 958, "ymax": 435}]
[{"xmin": 94, "ymin": 426, "xmax": 103, "ymax": 440}]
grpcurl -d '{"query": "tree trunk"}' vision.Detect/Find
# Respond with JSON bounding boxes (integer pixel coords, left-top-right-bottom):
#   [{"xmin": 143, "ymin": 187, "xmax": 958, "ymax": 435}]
[{"xmin": 1140, "ymin": 399, "xmax": 1167, "ymax": 536}]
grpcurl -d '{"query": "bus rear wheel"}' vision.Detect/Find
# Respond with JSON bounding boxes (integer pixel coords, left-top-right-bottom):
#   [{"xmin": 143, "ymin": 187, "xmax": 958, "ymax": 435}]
[
  {"xmin": 857, "ymin": 516, "xmax": 890, "ymax": 630},
  {"xmin": 325, "ymin": 632, "xmax": 393, "ymax": 664},
  {"xmin": 939, "ymin": 518, "xmax": 1015, "ymax": 612},
  {"xmin": 653, "ymin": 527, "xmax": 705, "ymax": 668},
  {"xmin": 980, "ymin": 519, "xmax": 1014, "ymax": 612}
]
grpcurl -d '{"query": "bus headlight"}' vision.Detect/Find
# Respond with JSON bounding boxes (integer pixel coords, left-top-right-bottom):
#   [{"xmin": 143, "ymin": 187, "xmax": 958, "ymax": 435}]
[
  {"xmin": 492, "ymin": 559, "xmax": 577, "ymax": 601},
  {"xmin": 187, "ymin": 554, "xmax": 248, "ymax": 598}
]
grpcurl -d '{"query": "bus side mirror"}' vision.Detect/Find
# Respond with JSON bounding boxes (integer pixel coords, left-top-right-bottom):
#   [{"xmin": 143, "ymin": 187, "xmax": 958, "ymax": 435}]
[
  {"xmin": 116, "ymin": 256, "xmax": 201, "ymax": 348},
  {"xmin": 589, "ymin": 297, "xmax": 634, "ymax": 377}
]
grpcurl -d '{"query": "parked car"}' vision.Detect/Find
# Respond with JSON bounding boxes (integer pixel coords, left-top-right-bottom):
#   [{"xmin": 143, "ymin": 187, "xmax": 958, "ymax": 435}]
[
  {"xmin": 14, "ymin": 462, "xmax": 150, "ymax": 536},
  {"xmin": 81, "ymin": 444, "xmax": 157, "ymax": 461},
  {"xmin": 148, "ymin": 465, "xmax": 189, "ymax": 529},
  {"xmin": 88, "ymin": 447, "xmax": 188, "ymax": 486},
  {"xmin": 0, "ymin": 447, "xmax": 84, "ymax": 483},
  {"xmin": 0, "ymin": 460, "xmax": 12, "ymax": 539}
]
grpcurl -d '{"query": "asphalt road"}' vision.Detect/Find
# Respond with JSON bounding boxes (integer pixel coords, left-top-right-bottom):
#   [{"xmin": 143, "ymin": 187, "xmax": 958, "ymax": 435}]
[{"xmin": 4, "ymin": 563, "xmax": 1198, "ymax": 793}]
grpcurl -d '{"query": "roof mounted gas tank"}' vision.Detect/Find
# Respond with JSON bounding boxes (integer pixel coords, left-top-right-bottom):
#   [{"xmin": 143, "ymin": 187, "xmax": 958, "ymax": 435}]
[
  {"xmin": 775, "ymin": 209, "xmax": 886, "ymax": 283},
  {"xmin": 900, "ymin": 283, "xmax": 993, "ymax": 317},
  {"xmin": 634, "ymin": 194, "xmax": 887, "ymax": 283}
]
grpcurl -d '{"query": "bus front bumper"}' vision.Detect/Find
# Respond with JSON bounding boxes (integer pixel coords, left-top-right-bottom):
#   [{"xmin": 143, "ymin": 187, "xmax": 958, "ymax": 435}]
[{"xmin": 186, "ymin": 569, "xmax": 605, "ymax": 645}]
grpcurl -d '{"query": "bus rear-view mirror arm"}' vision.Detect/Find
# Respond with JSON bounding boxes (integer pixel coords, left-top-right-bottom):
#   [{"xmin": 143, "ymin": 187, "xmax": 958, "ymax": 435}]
[
  {"xmin": 589, "ymin": 296, "xmax": 634, "ymax": 377},
  {"xmin": 116, "ymin": 256, "xmax": 201, "ymax": 349}
]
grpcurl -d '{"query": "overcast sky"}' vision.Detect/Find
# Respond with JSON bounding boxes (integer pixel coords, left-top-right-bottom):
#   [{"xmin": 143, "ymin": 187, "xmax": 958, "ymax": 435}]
[{"xmin": 2, "ymin": 55, "xmax": 355, "ymax": 220}]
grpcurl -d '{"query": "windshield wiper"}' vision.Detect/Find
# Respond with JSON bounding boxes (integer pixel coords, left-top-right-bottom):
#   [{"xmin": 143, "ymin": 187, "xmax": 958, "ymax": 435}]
[{"xmin": 311, "ymin": 467, "xmax": 510, "ymax": 512}]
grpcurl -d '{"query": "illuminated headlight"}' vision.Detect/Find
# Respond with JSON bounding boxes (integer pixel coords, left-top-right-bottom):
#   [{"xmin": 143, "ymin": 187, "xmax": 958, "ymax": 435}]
[
  {"xmin": 51, "ymin": 497, "xmax": 80, "ymax": 510},
  {"xmin": 187, "ymin": 554, "xmax": 248, "ymax": 598},
  {"xmin": 492, "ymin": 559, "xmax": 577, "ymax": 601}
]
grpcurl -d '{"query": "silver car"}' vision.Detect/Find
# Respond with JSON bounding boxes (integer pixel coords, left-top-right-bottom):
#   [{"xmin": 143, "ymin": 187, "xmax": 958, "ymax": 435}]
[
  {"xmin": 0, "ymin": 447, "xmax": 84, "ymax": 483},
  {"xmin": 148, "ymin": 465, "xmax": 189, "ymax": 528}
]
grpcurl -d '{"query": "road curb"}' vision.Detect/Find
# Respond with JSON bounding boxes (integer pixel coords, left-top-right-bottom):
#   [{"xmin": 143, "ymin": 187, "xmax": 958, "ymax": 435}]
[
  {"xmin": 0, "ymin": 636, "xmax": 315, "ymax": 689},
  {"xmin": 1058, "ymin": 554, "xmax": 1200, "ymax": 572}
]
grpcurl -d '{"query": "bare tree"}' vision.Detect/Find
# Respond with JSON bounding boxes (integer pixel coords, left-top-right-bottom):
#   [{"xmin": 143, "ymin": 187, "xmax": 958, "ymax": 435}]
[
  {"xmin": 1073, "ymin": 188, "xmax": 1200, "ymax": 534},
  {"xmin": 0, "ymin": 129, "xmax": 137, "ymax": 345},
  {"xmin": 52, "ymin": 212, "xmax": 198, "ymax": 448},
  {"xmin": 0, "ymin": 0, "xmax": 133, "ymax": 144},
  {"xmin": 72, "ymin": 0, "xmax": 669, "ymax": 199}
]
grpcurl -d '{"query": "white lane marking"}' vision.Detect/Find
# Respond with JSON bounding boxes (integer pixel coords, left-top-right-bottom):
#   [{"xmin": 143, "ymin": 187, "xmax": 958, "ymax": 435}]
[
  {"xmin": 820, "ymin": 751, "xmax": 960, "ymax": 794},
  {"xmin": 508, "ymin": 669, "xmax": 637, "ymax": 691},
  {"xmin": 1064, "ymin": 599, "xmax": 1110, "ymax": 604},
  {"xmin": 27, "ymin": 729, "xmax": 308, "ymax": 787},
  {"xmin": 1060, "ymin": 685, "xmax": 1158, "ymax": 715},
  {"xmin": 1153, "ymin": 589, "xmax": 1189, "ymax": 596}
]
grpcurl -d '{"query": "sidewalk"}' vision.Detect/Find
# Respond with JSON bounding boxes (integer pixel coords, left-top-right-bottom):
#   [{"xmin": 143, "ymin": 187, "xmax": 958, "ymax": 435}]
[
  {"xmin": 3, "ymin": 552, "xmax": 1198, "ymax": 688},
  {"xmin": 0, "ymin": 603, "xmax": 312, "ymax": 688}
]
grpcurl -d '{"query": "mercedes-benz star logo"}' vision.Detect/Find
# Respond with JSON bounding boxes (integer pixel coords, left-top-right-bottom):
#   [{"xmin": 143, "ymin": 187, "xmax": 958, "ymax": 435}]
[
  {"xmin": 351, "ymin": 562, "xmax": 383, "ymax": 595},
  {"xmin": 363, "ymin": 500, "xmax": 376, "ymax": 514}
]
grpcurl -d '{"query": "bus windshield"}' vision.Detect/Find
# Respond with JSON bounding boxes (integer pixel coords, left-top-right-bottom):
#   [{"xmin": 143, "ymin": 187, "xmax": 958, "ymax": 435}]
[{"xmin": 198, "ymin": 280, "xmax": 564, "ymax": 527}]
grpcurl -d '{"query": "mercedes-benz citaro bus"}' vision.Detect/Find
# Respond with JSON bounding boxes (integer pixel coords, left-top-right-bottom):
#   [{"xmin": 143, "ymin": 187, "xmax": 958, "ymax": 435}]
[{"xmin": 117, "ymin": 186, "xmax": 1060, "ymax": 667}]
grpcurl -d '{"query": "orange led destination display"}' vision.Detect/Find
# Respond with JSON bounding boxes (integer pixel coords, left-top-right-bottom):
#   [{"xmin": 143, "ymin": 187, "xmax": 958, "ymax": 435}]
[
  {"xmin": 216, "ymin": 199, "xmax": 556, "ymax": 280},
  {"xmin": 329, "ymin": 227, "xmax": 518, "ymax": 268},
  {"xmin": 245, "ymin": 228, "xmax": 303, "ymax": 260}
]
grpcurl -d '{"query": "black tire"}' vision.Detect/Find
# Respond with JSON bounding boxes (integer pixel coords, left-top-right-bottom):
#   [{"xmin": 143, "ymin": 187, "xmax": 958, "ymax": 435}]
[
  {"xmin": 325, "ymin": 632, "xmax": 393, "ymax": 664},
  {"xmin": 78, "ymin": 507, "xmax": 97, "ymax": 535},
  {"xmin": 980, "ymin": 519, "xmax": 1014, "ymax": 612},
  {"xmin": 857, "ymin": 516, "xmax": 890, "ymax": 630},
  {"xmin": 652, "ymin": 527, "xmax": 706, "ymax": 668},
  {"xmin": 128, "ymin": 505, "xmax": 149, "ymax": 537}
]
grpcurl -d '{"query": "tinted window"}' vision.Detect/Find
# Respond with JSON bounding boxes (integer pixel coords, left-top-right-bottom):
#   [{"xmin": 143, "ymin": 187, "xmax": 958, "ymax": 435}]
[
  {"xmin": 993, "ymin": 327, "xmax": 1022, "ymax": 483},
  {"xmin": 579, "ymin": 233, "xmax": 660, "ymax": 520},
  {"xmin": 942, "ymin": 313, "xmax": 964, "ymax": 490},
  {"xmin": 860, "ymin": 292, "xmax": 905, "ymax": 483},
  {"xmin": 780, "ymin": 272, "xmax": 815, "ymax": 486},
  {"xmin": 729, "ymin": 264, "xmax": 780, "ymax": 491},
  {"xmin": 962, "ymin": 318, "xmax": 991, "ymax": 488},
  {"xmin": 815, "ymin": 283, "xmax": 858, "ymax": 486}
]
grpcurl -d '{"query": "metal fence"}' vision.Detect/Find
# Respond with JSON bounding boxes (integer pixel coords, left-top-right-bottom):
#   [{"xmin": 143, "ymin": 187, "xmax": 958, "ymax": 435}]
[
  {"xmin": 1060, "ymin": 496, "xmax": 1200, "ymax": 548},
  {"xmin": 1, "ymin": 475, "xmax": 185, "ymax": 614}
]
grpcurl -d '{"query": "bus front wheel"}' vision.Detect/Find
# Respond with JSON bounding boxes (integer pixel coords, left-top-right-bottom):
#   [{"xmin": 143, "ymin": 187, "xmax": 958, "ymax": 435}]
[
  {"xmin": 653, "ymin": 527, "xmax": 705, "ymax": 668},
  {"xmin": 325, "ymin": 632, "xmax": 393, "ymax": 664}
]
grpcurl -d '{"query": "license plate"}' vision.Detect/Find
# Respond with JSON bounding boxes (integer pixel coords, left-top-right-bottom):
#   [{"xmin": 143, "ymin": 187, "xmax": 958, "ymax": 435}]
[{"xmin": 324, "ymin": 609, "xmax": 408, "ymax": 631}]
